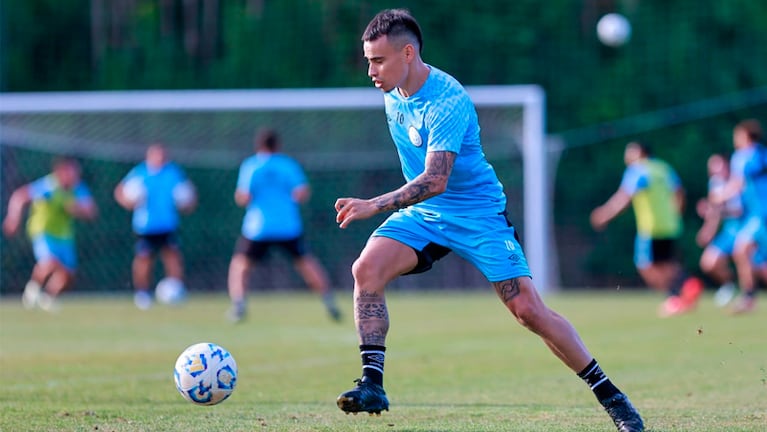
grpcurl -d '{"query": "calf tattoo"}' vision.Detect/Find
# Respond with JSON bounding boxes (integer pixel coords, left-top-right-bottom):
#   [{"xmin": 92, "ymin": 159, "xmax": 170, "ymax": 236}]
[
  {"xmin": 355, "ymin": 290, "xmax": 390, "ymax": 346},
  {"xmin": 494, "ymin": 278, "xmax": 521, "ymax": 303}
]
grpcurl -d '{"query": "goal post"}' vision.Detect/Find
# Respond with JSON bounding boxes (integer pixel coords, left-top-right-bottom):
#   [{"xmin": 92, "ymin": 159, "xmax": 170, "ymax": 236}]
[{"xmin": 0, "ymin": 86, "xmax": 552, "ymax": 293}]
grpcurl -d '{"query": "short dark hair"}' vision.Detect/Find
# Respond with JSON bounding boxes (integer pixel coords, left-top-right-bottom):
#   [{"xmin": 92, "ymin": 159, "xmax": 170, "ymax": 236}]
[
  {"xmin": 362, "ymin": 9, "xmax": 423, "ymax": 53},
  {"xmin": 627, "ymin": 140, "xmax": 652, "ymax": 157},
  {"xmin": 255, "ymin": 127, "xmax": 281, "ymax": 152},
  {"xmin": 735, "ymin": 119, "xmax": 763, "ymax": 142}
]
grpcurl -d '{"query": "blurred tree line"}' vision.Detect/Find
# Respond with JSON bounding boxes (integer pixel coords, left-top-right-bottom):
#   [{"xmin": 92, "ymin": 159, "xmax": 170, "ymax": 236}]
[{"xmin": 2, "ymin": 0, "xmax": 767, "ymax": 288}]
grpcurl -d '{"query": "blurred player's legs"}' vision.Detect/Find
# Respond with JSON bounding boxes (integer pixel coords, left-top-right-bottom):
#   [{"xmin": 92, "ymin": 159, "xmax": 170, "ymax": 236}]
[
  {"xmin": 294, "ymin": 254, "xmax": 341, "ymax": 321},
  {"xmin": 226, "ymin": 253, "xmax": 250, "ymax": 322}
]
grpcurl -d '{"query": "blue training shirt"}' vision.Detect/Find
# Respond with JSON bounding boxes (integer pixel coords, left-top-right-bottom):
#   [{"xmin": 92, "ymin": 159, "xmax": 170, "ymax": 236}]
[
  {"xmin": 123, "ymin": 162, "xmax": 188, "ymax": 234},
  {"xmin": 383, "ymin": 66, "xmax": 506, "ymax": 216},
  {"xmin": 237, "ymin": 153, "xmax": 307, "ymax": 240},
  {"xmin": 730, "ymin": 144, "xmax": 767, "ymax": 219}
]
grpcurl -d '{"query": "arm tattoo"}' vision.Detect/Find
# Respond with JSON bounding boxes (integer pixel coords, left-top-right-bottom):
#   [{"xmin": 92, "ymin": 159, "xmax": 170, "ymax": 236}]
[
  {"xmin": 355, "ymin": 290, "xmax": 390, "ymax": 346},
  {"xmin": 493, "ymin": 278, "xmax": 521, "ymax": 304},
  {"xmin": 373, "ymin": 151, "xmax": 455, "ymax": 211}
]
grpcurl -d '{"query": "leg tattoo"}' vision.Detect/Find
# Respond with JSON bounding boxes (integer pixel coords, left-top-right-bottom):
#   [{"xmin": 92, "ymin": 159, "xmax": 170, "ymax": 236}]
[
  {"xmin": 493, "ymin": 278, "xmax": 522, "ymax": 304},
  {"xmin": 355, "ymin": 290, "xmax": 389, "ymax": 346}
]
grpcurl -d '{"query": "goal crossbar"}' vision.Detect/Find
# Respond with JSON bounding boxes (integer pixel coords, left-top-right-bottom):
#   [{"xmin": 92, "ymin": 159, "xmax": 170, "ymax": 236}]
[{"xmin": 0, "ymin": 86, "xmax": 551, "ymax": 292}]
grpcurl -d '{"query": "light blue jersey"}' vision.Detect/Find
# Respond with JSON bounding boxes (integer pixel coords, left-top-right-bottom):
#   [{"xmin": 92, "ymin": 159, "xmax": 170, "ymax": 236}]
[
  {"xmin": 123, "ymin": 162, "xmax": 188, "ymax": 235},
  {"xmin": 237, "ymin": 153, "xmax": 307, "ymax": 241},
  {"xmin": 374, "ymin": 67, "xmax": 529, "ymax": 283},
  {"xmin": 383, "ymin": 66, "xmax": 506, "ymax": 216},
  {"xmin": 731, "ymin": 144, "xmax": 767, "ymax": 219},
  {"xmin": 730, "ymin": 144, "xmax": 767, "ymax": 258}
]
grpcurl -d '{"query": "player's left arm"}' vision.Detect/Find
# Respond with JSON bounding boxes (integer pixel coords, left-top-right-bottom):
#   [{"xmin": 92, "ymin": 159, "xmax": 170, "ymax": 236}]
[{"xmin": 335, "ymin": 150, "xmax": 455, "ymax": 229}]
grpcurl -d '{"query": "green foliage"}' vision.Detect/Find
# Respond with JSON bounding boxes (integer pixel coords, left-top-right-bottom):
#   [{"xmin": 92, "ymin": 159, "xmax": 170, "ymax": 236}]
[{"xmin": 3, "ymin": 0, "xmax": 767, "ymax": 287}]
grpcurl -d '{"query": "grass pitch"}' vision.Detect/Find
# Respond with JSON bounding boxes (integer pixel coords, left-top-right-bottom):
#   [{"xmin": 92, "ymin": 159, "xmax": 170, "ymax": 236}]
[{"xmin": 1, "ymin": 289, "xmax": 765, "ymax": 431}]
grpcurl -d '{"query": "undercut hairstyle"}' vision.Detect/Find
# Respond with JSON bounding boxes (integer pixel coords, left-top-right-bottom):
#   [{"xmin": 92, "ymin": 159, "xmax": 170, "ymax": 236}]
[
  {"xmin": 362, "ymin": 9, "xmax": 423, "ymax": 53},
  {"xmin": 255, "ymin": 128, "xmax": 281, "ymax": 152},
  {"xmin": 736, "ymin": 119, "xmax": 763, "ymax": 142}
]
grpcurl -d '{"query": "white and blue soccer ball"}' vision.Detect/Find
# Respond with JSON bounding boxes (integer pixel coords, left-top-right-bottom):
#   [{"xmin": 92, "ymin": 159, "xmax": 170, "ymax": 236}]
[
  {"xmin": 155, "ymin": 277, "xmax": 187, "ymax": 305},
  {"xmin": 122, "ymin": 177, "xmax": 147, "ymax": 206},
  {"xmin": 172, "ymin": 181, "xmax": 196, "ymax": 209},
  {"xmin": 173, "ymin": 342, "xmax": 238, "ymax": 406}
]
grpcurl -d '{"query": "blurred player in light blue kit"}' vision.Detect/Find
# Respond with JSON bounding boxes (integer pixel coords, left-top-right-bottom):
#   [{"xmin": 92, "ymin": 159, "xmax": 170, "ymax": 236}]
[
  {"xmin": 3, "ymin": 157, "xmax": 97, "ymax": 311},
  {"xmin": 114, "ymin": 143, "xmax": 197, "ymax": 310},
  {"xmin": 695, "ymin": 154, "xmax": 741, "ymax": 307},
  {"xmin": 226, "ymin": 128, "xmax": 340, "ymax": 323},
  {"xmin": 713, "ymin": 119, "xmax": 767, "ymax": 313},
  {"xmin": 333, "ymin": 9, "xmax": 643, "ymax": 432}
]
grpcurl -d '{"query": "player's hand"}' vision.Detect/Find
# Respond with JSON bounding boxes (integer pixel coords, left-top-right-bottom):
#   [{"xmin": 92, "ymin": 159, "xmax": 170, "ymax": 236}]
[
  {"xmin": 335, "ymin": 197, "xmax": 378, "ymax": 229},
  {"xmin": 590, "ymin": 207, "xmax": 608, "ymax": 231}
]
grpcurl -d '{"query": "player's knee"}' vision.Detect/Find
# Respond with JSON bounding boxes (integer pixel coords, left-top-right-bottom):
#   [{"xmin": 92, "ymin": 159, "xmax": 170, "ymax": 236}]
[{"xmin": 503, "ymin": 294, "xmax": 545, "ymax": 331}]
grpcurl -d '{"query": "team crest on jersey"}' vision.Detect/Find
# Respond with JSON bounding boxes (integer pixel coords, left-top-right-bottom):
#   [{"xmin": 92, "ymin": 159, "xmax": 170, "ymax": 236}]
[{"xmin": 408, "ymin": 126, "xmax": 423, "ymax": 147}]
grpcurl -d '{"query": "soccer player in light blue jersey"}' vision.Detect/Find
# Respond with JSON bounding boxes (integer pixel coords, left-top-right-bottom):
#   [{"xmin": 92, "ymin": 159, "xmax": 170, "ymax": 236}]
[
  {"xmin": 226, "ymin": 128, "xmax": 340, "ymax": 323},
  {"xmin": 713, "ymin": 119, "xmax": 767, "ymax": 313},
  {"xmin": 115, "ymin": 144, "xmax": 197, "ymax": 310},
  {"xmin": 333, "ymin": 9, "xmax": 643, "ymax": 432}
]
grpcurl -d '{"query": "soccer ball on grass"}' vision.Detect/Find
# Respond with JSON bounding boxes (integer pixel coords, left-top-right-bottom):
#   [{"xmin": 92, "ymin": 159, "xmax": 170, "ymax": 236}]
[
  {"xmin": 173, "ymin": 342, "xmax": 238, "ymax": 406},
  {"xmin": 155, "ymin": 277, "xmax": 187, "ymax": 305}
]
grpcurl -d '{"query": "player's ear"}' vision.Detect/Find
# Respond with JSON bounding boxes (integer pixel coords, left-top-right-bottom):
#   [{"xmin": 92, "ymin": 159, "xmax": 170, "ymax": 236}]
[{"xmin": 403, "ymin": 43, "xmax": 416, "ymax": 62}]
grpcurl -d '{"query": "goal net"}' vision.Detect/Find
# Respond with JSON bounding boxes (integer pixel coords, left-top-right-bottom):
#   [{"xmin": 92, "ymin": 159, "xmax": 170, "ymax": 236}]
[{"xmin": 0, "ymin": 87, "xmax": 550, "ymax": 294}]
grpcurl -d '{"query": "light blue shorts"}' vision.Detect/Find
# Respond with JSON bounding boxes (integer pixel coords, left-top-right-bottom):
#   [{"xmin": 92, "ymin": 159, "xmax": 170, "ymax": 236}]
[
  {"xmin": 32, "ymin": 234, "xmax": 77, "ymax": 270},
  {"xmin": 372, "ymin": 208, "xmax": 531, "ymax": 283},
  {"xmin": 710, "ymin": 218, "xmax": 742, "ymax": 256}
]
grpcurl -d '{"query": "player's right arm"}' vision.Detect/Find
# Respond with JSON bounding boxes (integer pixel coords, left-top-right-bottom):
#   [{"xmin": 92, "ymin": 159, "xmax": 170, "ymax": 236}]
[
  {"xmin": 2, "ymin": 185, "xmax": 32, "ymax": 236},
  {"xmin": 335, "ymin": 150, "xmax": 455, "ymax": 229}
]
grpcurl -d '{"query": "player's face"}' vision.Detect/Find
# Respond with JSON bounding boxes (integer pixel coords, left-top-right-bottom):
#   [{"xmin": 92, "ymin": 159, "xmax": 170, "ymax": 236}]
[
  {"xmin": 733, "ymin": 127, "xmax": 750, "ymax": 149},
  {"xmin": 623, "ymin": 145, "xmax": 641, "ymax": 165},
  {"xmin": 55, "ymin": 162, "xmax": 81, "ymax": 189},
  {"xmin": 146, "ymin": 144, "xmax": 168, "ymax": 169},
  {"xmin": 363, "ymin": 35, "xmax": 408, "ymax": 92}
]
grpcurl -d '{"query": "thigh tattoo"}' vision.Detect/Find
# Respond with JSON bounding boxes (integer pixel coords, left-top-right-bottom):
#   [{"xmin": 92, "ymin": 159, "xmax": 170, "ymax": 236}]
[{"xmin": 493, "ymin": 278, "xmax": 521, "ymax": 303}]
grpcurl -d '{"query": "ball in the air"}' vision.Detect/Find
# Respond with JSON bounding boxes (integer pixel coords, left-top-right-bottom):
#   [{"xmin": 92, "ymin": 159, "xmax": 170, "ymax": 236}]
[
  {"xmin": 173, "ymin": 342, "xmax": 238, "ymax": 406},
  {"xmin": 597, "ymin": 13, "xmax": 631, "ymax": 47}
]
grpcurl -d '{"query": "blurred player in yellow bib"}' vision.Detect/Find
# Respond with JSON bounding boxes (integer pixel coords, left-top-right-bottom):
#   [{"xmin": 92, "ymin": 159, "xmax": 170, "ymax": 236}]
[{"xmin": 3, "ymin": 157, "xmax": 98, "ymax": 311}]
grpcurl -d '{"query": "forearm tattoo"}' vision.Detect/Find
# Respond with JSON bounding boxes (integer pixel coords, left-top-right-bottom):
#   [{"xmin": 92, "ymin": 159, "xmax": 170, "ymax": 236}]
[
  {"xmin": 493, "ymin": 278, "xmax": 522, "ymax": 304},
  {"xmin": 373, "ymin": 151, "xmax": 455, "ymax": 211},
  {"xmin": 355, "ymin": 290, "xmax": 390, "ymax": 346}
]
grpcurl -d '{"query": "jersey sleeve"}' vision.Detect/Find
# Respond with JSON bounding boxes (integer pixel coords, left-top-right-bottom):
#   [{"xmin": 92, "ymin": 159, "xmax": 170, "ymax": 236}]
[
  {"xmin": 619, "ymin": 165, "xmax": 646, "ymax": 196},
  {"xmin": 73, "ymin": 182, "xmax": 95, "ymax": 205},
  {"xmin": 729, "ymin": 150, "xmax": 748, "ymax": 181},
  {"xmin": 236, "ymin": 160, "xmax": 253, "ymax": 194},
  {"xmin": 424, "ymin": 94, "xmax": 469, "ymax": 154},
  {"xmin": 27, "ymin": 176, "xmax": 55, "ymax": 200},
  {"xmin": 667, "ymin": 167, "xmax": 682, "ymax": 191},
  {"xmin": 287, "ymin": 159, "xmax": 308, "ymax": 190}
]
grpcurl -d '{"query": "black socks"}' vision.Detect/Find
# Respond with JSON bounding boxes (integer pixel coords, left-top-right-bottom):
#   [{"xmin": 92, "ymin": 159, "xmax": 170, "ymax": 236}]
[
  {"xmin": 360, "ymin": 344, "xmax": 386, "ymax": 386},
  {"xmin": 578, "ymin": 358, "xmax": 621, "ymax": 402}
]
